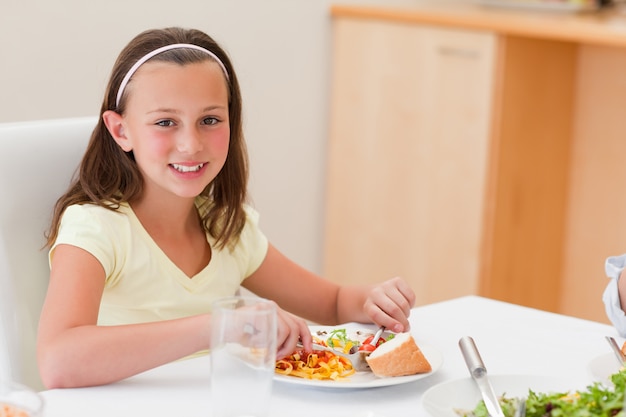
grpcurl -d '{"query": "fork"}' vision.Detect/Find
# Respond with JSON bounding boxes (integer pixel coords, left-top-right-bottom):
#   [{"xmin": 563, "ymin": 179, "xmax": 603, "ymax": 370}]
[{"xmin": 606, "ymin": 336, "xmax": 626, "ymax": 366}]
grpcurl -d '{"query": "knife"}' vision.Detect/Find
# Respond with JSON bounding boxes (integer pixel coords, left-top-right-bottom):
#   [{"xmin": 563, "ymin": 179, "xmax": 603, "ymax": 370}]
[{"xmin": 459, "ymin": 336, "xmax": 505, "ymax": 417}]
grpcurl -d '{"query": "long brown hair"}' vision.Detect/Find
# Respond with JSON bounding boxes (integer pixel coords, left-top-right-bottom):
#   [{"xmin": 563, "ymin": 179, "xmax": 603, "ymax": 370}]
[{"xmin": 46, "ymin": 27, "xmax": 248, "ymax": 250}]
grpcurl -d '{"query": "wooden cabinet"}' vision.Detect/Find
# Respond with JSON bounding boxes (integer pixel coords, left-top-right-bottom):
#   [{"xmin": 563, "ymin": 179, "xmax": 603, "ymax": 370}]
[
  {"xmin": 324, "ymin": 19, "xmax": 496, "ymax": 304},
  {"xmin": 324, "ymin": 3, "xmax": 626, "ymax": 322}
]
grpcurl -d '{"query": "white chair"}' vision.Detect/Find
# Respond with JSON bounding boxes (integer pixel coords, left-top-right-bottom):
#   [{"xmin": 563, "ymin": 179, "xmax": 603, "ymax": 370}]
[{"xmin": 0, "ymin": 117, "xmax": 97, "ymax": 389}]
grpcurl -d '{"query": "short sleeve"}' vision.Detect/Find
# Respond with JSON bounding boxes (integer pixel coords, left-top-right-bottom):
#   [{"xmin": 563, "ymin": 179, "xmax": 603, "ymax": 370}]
[
  {"xmin": 232, "ymin": 205, "xmax": 269, "ymax": 279},
  {"xmin": 603, "ymin": 254, "xmax": 626, "ymax": 337},
  {"xmin": 49, "ymin": 204, "xmax": 126, "ymax": 280}
]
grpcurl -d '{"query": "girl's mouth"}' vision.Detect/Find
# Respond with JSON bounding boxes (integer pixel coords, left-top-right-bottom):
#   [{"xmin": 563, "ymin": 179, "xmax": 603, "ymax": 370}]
[{"xmin": 170, "ymin": 163, "xmax": 205, "ymax": 173}]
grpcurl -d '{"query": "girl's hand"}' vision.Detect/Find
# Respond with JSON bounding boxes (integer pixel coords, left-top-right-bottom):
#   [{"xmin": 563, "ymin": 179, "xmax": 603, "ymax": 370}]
[
  {"xmin": 363, "ymin": 277, "xmax": 416, "ymax": 333},
  {"xmin": 275, "ymin": 306, "xmax": 312, "ymax": 359}
]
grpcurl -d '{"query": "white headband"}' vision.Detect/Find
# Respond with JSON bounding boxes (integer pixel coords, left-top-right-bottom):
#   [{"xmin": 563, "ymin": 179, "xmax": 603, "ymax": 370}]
[{"xmin": 115, "ymin": 43, "xmax": 229, "ymax": 108}]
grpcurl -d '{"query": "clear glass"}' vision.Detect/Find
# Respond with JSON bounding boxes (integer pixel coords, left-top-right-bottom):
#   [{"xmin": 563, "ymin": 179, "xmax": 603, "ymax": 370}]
[
  {"xmin": 210, "ymin": 296, "xmax": 277, "ymax": 417},
  {"xmin": 0, "ymin": 380, "xmax": 44, "ymax": 417}
]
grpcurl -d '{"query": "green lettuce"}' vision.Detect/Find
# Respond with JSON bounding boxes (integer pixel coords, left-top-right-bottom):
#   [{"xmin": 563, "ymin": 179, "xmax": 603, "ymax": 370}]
[{"xmin": 457, "ymin": 369, "xmax": 626, "ymax": 417}]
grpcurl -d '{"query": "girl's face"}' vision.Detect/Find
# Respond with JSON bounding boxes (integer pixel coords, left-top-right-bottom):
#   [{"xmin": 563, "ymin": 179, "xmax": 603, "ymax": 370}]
[{"xmin": 105, "ymin": 60, "xmax": 230, "ymax": 202}]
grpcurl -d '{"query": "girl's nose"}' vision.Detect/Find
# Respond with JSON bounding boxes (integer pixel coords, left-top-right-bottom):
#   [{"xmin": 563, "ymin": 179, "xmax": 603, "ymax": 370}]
[{"xmin": 176, "ymin": 127, "xmax": 203, "ymax": 154}]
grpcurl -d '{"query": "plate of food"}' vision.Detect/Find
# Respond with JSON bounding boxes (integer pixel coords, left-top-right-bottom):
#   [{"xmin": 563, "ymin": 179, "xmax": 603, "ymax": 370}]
[
  {"xmin": 589, "ymin": 336, "xmax": 626, "ymax": 382},
  {"xmin": 588, "ymin": 352, "xmax": 621, "ymax": 382},
  {"xmin": 422, "ymin": 373, "xmax": 618, "ymax": 417},
  {"xmin": 274, "ymin": 324, "xmax": 443, "ymax": 389}
]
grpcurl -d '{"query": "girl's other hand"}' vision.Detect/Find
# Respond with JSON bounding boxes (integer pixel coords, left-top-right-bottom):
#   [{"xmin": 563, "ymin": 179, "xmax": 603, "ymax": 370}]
[
  {"xmin": 275, "ymin": 307, "xmax": 312, "ymax": 359},
  {"xmin": 363, "ymin": 276, "xmax": 416, "ymax": 334}
]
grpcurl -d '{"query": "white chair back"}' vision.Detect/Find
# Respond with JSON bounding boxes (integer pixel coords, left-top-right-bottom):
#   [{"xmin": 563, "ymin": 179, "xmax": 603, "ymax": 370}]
[{"xmin": 0, "ymin": 117, "xmax": 97, "ymax": 389}]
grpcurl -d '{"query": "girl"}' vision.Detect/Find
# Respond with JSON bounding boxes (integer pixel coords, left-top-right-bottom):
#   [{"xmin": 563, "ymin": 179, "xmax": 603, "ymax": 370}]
[{"xmin": 37, "ymin": 27, "xmax": 416, "ymax": 389}]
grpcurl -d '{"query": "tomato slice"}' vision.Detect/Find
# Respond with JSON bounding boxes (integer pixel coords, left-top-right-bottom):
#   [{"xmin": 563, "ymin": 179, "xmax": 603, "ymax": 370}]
[
  {"xmin": 359, "ymin": 334, "xmax": 386, "ymax": 351},
  {"xmin": 359, "ymin": 343, "xmax": 376, "ymax": 352}
]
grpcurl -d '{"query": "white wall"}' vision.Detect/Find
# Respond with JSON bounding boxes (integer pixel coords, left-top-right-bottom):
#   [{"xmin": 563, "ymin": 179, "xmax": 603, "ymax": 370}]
[{"xmin": 0, "ymin": 0, "xmax": 424, "ymax": 274}]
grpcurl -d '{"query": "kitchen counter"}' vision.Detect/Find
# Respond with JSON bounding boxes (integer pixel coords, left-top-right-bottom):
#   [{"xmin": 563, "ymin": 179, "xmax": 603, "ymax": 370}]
[{"xmin": 331, "ymin": 2, "xmax": 626, "ymax": 47}]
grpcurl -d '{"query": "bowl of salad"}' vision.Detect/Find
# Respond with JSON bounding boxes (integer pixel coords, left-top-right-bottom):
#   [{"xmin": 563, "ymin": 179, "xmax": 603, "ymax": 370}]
[{"xmin": 422, "ymin": 370, "xmax": 626, "ymax": 417}]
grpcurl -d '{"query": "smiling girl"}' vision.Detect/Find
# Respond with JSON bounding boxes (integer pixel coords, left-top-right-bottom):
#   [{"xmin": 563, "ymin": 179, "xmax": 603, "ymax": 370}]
[{"xmin": 36, "ymin": 27, "xmax": 416, "ymax": 389}]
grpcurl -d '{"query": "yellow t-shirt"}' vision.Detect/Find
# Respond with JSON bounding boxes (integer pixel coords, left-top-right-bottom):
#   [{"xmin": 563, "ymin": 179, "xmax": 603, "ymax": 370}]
[{"xmin": 49, "ymin": 201, "xmax": 269, "ymax": 326}]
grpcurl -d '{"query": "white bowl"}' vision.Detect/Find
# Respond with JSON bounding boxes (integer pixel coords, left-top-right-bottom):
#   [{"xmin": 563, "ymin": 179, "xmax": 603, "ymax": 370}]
[
  {"xmin": 422, "ymin": 374, "xmax": 585, "ymax": 417},
  {"xmin": 0, "ymin": 380, "xmax": 44, "ymax": 417}
]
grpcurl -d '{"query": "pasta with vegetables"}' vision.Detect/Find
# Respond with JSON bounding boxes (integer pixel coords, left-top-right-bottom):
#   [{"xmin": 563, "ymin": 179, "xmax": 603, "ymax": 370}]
[{"xmin": 275, "ymin": 348, "xmax": 355, "ymax": 380}]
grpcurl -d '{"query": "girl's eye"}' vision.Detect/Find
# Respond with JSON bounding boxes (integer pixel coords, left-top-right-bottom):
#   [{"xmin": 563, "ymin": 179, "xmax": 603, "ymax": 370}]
[
  {"xmin": 202, "ymin": 117, "xmax": 219, "ymax": 126},
  {"xmin": 156, "ymin": 120, "xmax": 175, "ymax": 127}
]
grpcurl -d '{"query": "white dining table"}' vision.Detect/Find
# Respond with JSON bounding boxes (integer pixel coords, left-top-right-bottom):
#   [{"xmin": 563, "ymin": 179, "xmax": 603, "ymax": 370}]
[{"xmin": 40, "ymin": 295, "xmax": 621, "ymax": 417}]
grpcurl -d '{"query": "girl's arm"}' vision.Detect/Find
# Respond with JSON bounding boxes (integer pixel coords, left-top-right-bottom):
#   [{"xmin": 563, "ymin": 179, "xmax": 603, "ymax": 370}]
[
  {"xmin": 243, "ymin": 244, "xmax": 416, "ymax": 339},
  {"xmin": 37, "ymin": 244, "xmax": 211, "ymax": 388}
]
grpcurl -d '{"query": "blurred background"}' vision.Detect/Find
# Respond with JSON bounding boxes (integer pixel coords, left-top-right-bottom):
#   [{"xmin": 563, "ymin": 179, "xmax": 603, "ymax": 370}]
[
  {"xmin": 0, "ymin": 0, "xmax": 421, "ymax": 270},
  {"xmin": 2, "ymin": 0, "xmax": 625, "ymax": 324}
]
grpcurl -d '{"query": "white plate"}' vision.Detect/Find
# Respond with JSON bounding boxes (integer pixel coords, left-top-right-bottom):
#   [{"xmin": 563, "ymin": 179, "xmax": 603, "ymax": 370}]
[
  {"xmin": 422, "ymin": 374, "xmax": 581, "ymax": 417},
  {"xmin": 274, "ymin": 324, "xmax": 443, "ymax": 389},
  {"xmin": 476, "ymin": 0, "xmax": 600, "ymax": 12},
  {"xmin": 588, "ymin": 352, "xmax": 621, "ymax": 382}
]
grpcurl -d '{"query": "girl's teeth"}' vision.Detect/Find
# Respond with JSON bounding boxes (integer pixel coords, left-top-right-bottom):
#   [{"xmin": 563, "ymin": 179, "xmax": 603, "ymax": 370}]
[{"xmin": 172, "ymin": 163, "xmax": 204, "ymax": 173}]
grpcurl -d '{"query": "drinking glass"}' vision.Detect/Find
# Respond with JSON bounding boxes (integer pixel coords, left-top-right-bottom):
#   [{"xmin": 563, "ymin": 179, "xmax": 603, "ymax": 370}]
[
  {"xmin": 0, "ymin": 380, "xmax": 44, "ymax": 417},
  {"xmin": 210, "ymin": 296, "xmax": 277, "ymax": 417}
]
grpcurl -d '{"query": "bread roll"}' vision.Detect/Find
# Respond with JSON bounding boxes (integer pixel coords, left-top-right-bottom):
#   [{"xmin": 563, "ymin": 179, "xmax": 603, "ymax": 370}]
[{"xmin": 365, "ymin": 332, "xmax": 431, "ymax": 377}]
